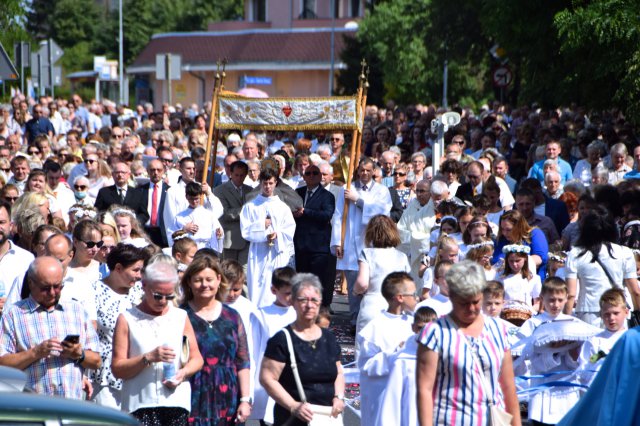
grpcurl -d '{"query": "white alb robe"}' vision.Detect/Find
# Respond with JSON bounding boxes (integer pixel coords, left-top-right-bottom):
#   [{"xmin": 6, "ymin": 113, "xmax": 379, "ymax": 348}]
[
  {"xmin": 163, "ymin": 180, "xmax": 224, "ymax": 241},
  {"xmin": 240, "ymin": 194, "xmax": 295, "ymax": 308},
  {"xmin": 397, "ymin": 198, "xmax": 436, "ymax": 282},
  {"xmin": 172, "ymin": 205, "xmax": 224, "ymax": 251},
  {"xmin": 377, "ymin": 335, "xmax": 419, "ymax": 426},
  {"xmin": 330, "ymin": 181, "xmax": 392, "ymax": 271},
  {"xmin": 356, "ymin": 311, "xmax": 414, "ymax": 426}
]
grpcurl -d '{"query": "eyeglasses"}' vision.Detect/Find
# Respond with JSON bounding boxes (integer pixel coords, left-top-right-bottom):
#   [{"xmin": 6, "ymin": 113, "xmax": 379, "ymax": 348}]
[
  {"xmin": 393, "ymin": 172, "xmax": 407, "ymax": 177},
  {"xmin": 39, "ymin": 283, "xmax": 64, "ymax": 292},
  {"xmin": 453, "ymin": 139, "xmax": 465, "ymax": 145},
  {"xmin": 329, "ymin": 138, "xmax": 343, "ymax": 142},
  {"xmin": 401, "ymin": 292, "xmax": 419, "ymax": 299},
  {"xmin": 160, "ymin": 158, "xmax": 173, "ymax": 163},
  {"xmin": 81, "ymin": 240, "xmax": 104, "ymax": 249},
  {"xmin": 152, "ymin": 292, "xmax": 176, "ymax": 301},
  {"xmin": 100, "ymin": 244, "xmax": 115, "ymax": 251},
  {"xmin": 1, "ymin": 168, "xmax": 10, "ymax": 173},
  {"xmin": 74, "ymin": 185, "xmax": 87, "ymax": 190},
  {"xmin": 304, "ymin": 171, "xmax": 320, "ymax": 176},
  {"xmin": 296, "ymin": 297, "xmax": 321, "ymax": 306},
  {"xmin": 84, "ymin": 159, "xmax": 96, "ymax": 164},
  {"xmin": 4, "ymin": 196, "xmax": 18, "ymax": 202},
  {"xmin": 28, "ymin": 150, "xmax": 40, "ymax": 155}
]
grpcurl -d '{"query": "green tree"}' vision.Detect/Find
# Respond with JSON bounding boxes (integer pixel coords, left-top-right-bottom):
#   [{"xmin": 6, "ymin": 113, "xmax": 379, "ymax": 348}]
[
  {"xmin": 176, "ymin": 0, "xmax": 243, "ymax": 30},
  {"xmin": 554, "ymin": 0, "xmax": 640, "ymax": 121},
  {"xmin": 25, "ymin": 0, "xmax": 57, "ymax": 40}
]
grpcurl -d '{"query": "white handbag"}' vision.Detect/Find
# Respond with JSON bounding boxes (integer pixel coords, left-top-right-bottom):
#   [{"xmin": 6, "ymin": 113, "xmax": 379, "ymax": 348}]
[{"xmin": 282, "ymin": 328, "xmax": 343, "ymax": 426}]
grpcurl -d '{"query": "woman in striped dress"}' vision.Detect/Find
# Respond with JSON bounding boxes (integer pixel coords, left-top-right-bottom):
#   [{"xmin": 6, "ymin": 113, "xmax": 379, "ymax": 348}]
[{"xmin": 416, "ymin": 260, "xmax": 521, "ymax": 426}]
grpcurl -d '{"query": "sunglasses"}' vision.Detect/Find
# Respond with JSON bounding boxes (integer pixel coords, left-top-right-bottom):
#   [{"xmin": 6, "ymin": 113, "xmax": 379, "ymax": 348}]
[
  {"xmin": 4, "ymin": 196, "xmax": 18, "ymax": 201},
  {"xmin": 453, "ymin": 139, "xmax": 465, "ymax": 145},
  {"xmin": 1, "ymin": 168, "xmax": 10, "ymax": 173},
  {"xmin": 329, "ymin": 138, "xmax": 343, "ymax": 142},
  {"xmin": 304, "ymin": 171, "xmax": 320, "ymax": 176},
  {"xmin": 160, "ymin": 158, "xmax": 173, "ymax": 163},
  {"xmin": 81, "ymin": 240, "xmax": 104, "ymax": 249},
  {"xmin": 39, "ymin": 284, "xmax": 64, "ymax": 292},
  {"xmin": 74, "ymin": 185, "xmax": 88, "ymax": 190},
  {"xmin": 393, "ymin": 172, "xmax": 407, "ymax": 177},
  {"xmin": 152, "ymin": 292, "xmax": 176, "ymax": 301},
  {"xmin": 84, "ymin": 159, "xmax": 96, "ymax": 164},
  {"xmin": 28, "ymin": 150, "xmax": 40, "ymax": 155}
]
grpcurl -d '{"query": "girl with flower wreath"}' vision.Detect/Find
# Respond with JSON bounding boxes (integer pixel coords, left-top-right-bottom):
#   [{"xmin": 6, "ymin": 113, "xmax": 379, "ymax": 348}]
[
  {"xmin": 499, "ymin": 244, "xmax": 541, "ymax": 309},
  {"xmin": 465, "ymin": 236, "xmax": 497, "ymax": 280}
]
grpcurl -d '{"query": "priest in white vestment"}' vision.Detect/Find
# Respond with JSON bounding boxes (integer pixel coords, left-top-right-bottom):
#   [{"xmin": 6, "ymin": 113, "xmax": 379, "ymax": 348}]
[
  {"xmin": 397, "ymin": 179, "xmax": 437, "ymax": 284},
  {"xmin": 330, "ymin": 157, "xmax": 392, "ymax": 327},
  {"xmin": 240, "ymin": 168, "xmax": 296, "ymax": 308}
]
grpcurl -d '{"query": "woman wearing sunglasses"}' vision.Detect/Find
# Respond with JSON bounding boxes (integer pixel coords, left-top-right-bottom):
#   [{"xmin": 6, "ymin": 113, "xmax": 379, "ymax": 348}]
[
  {"xmin": 393, "ymin": 162, "xmax": 414, "ymax": 209},
  {"xmin": 68, "ymin": 219, "xmax": 103, "ymax": 288},
  {"xmin": 112, "ymin": 260, "xmax": 203, "ymax": 426}
]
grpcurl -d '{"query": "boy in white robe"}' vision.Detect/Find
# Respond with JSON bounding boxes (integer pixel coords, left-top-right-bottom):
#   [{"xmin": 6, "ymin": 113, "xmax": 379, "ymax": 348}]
[
  {"xmin": 415, "ymin": 261, "xmax": 453, "ymax": 317},
  {"xmin": 378, "ymin": 306, "xmax": 436, "ymax": 426},
  {"xmin": 172, "ymin": 181, "xmax": 224, "ymax": 251},
  {"xmin": 577, "ymin": 288, "xmax": 628, "ymax": 386},
  {"xmin": 330, "ymin": 158, "xmax": 392, "ymax": 326},
  {"xmin": 356, "ymin": 272, "xmax": 417, "ymax": 426},
  {"xmin": 240, "ymin": 168, "xmax": 296, "ymax": 308},
  {"xmin": 249, "ymin": 267, "xmax": 297, "ymax": 422},
  {"xmin": 222, "ymin": 260, "xmax": 260, "ymax": 407},
  {"xmin": 514, "ymin": 277, "xmax": 598, "ymax": 425}
]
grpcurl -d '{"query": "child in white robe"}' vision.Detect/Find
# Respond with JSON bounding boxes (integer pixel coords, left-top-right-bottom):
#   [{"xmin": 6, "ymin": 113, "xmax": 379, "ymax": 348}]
[
  {"xmin": 577, "ymin": 288, "xmax": 628, "ymax": 386},
  {"xmin": 515, "ymin": 277, "xmax": 597, "ymax": 425},
  {"xmin": 415, "ymin": 260, "xmax": 452, "ymax": 318},
  {"xmin": 172, "ymin": 181, "xmax": 223, "ymax": 251},
  {"xmin": 249, "ymin": 267, "xmax": 297, "ymax": 422},
  {"xmin": 221, "ymin": 260, "xmax": 260, "ymax": 407},
  {"xmin": 378, "ymin": 306, "xmax": 436, "ymax": 426},
  {"xmin": 356, "ymin": 272, "xmax": 417, "ymax": 426}
]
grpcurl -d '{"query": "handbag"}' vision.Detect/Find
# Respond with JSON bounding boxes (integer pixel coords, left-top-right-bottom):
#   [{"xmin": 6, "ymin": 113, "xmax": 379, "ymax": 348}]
[
  {"xmin": 595, "ymin": 257, "xmax": 640, "ymax": 328},
  {"xmin": 282, "ymin": 328, "xmax": 343, "ymax": 426},
  {"xmin": 463, "ymin": 335, "xmax": 513, "ymax": 426}
]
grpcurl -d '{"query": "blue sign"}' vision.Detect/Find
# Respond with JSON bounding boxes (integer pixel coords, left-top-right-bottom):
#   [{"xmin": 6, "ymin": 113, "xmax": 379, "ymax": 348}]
[{"xmin": 244, "ymin": 76, "xmax": 272, "ymax": 86}]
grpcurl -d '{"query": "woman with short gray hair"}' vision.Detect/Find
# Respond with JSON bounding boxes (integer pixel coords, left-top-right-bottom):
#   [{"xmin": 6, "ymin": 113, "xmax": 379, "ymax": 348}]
[
  {"xmin": 573, "ymin": 140, "xmax": 607, "ymax": 186},
  {"xmin": 608, "ymin": 142, "xmax": 632, "ymax": 184},
  {"xmin": 417, "ymin": 260, "xmax": 521, "ymax": 425},
  {"xmin": 260, "ymin": 272, "xmax": 345, "ymax": 425}
]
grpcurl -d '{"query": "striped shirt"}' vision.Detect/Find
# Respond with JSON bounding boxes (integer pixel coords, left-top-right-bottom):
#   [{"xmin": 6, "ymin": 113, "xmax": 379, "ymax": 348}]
[
  {"xmin": 0, "ymin": 297, "xmax": 99, "ymax": 399},
  {"xmin": 417, "ymin": 315, "xmax": 509, "ymax": 426}
]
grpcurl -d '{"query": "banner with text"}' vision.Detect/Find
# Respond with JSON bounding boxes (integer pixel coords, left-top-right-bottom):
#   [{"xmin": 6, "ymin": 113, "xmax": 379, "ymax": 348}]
[{"xmin": 216, "ymin": 93, "xmax": 362, "ymax": 131}]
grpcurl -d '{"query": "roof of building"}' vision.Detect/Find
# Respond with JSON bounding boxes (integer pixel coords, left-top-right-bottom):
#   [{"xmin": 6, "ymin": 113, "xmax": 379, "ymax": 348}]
[{"xmin": 127, "ymin": 27, "xmax": 356, "ymax": 74}]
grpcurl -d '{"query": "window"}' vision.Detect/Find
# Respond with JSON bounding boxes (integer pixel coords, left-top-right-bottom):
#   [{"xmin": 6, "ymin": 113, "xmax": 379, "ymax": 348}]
[
  {"xmin": 300, "ymin": 0, "xmax": 316, "ymax": 19},
  {"xmin": 252, "ymin": 0, "xmax": 266, "ymax": 22}
]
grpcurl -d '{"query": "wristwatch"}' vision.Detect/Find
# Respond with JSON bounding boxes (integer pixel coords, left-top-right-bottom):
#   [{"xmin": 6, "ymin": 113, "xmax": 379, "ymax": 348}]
[
  {"xmin": 333, "ymin": 394, "xmax": 345, "ymax": 401},
  {"xmin": 239, "ymin": 396, "xmax": 253, "ymax": 405},
  {"xmin": 142, "ymin": 353, "xmax": 152, "ymax": 367},
  {"xmin": 74, "ymin": 349, "xmax": 86, "ymax": 365}
]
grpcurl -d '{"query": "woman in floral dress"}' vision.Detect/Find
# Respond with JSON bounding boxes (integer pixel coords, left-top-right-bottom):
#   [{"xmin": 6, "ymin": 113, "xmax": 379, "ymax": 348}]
[{"xmin": 180, "ymin": 255, "xmax": 251, "ymax": 425}]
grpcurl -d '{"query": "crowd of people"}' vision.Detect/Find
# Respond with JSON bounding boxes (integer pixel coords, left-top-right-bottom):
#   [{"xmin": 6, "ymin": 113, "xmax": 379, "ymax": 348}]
[{"xmin": 0, "ymin": 92, "xmax": 639, "ymax": 426}]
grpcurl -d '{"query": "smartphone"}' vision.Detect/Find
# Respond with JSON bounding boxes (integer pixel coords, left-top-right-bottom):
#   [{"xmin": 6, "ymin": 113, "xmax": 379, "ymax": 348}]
[{"xmin": 63, "ymin": 334, "xmax": 80, "ymax": 344}]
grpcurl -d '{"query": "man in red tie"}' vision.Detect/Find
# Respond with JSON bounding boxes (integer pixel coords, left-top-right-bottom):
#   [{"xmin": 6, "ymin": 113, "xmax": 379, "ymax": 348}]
[{"xmin": 142, "ymin": 159, "xmax": 170, "ymax": 247}]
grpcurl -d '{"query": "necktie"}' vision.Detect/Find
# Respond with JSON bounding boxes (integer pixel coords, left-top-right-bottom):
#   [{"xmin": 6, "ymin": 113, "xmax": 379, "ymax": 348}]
[
  {"xmin": 362, "ymin": 184, "xmax": 368, "ymax": 191},
  {"xmin": 305, "ymin": 189, "xmax": 314, "ymax": 207},
  {"xmin": 119, "ymin": 188, "xmax": 125, "ymax": 203},
  {"xmin": 150, "ymin": 184, "xmax": 158, "ymax": 226}
]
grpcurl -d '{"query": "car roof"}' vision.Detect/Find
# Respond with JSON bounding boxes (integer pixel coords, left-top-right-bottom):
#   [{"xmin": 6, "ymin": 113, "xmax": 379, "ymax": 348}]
[
  {"xmin": 0, "ymin": 366, "xmax": 27, "ymax": 392},
  {"xmin": 0, "ymin": 392, "xmax": 138, "ymax": 425}
]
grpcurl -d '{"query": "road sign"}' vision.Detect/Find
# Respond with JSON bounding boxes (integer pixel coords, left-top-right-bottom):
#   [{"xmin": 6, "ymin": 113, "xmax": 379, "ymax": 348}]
[
  {"xmin": 0, "ymin": 43, "xmax": 19, "ymax": 81},
  {"xmin": 155, "ymin": 54, "xmax": 181, "ymax": 81},
  {"xmin": 492, "ymin": 66, "xmax": 512, "ymax": 88},
  {"xmin": 41, "ymin": 66, "xmax": 62, "ymax": 88},
  {"xmin": 38, "ymin": 39, "xmax": 63, "ymax": 64}
]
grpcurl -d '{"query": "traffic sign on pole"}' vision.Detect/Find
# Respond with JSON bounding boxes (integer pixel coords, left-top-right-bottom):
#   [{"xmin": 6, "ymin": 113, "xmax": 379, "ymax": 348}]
[
  {"xmin": 0, "ymin": 43, "xmax": 19, "ymax": 81},
  {"xmin": 492, "ymin": 66, "xmax": 513, "ymax": 88}
]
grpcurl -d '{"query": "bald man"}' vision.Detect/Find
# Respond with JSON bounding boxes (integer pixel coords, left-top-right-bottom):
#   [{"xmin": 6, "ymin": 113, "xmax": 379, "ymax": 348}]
[{"xmin": 0, "ymin": 256, "xmax": 100, "ymax": 399}]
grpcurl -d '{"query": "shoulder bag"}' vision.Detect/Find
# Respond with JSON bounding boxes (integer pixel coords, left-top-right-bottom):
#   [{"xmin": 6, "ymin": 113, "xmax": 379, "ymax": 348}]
[
  {"xmin": 282, "ymin": 328, "xmax": 343, "ymax": 426},
  {"xmin": 464, "ymin": 335, "xmax": 513, "ymax": 426},
  {"xmin": 594, "ymin": 256, "xmax": 640, "ymax": 328}
]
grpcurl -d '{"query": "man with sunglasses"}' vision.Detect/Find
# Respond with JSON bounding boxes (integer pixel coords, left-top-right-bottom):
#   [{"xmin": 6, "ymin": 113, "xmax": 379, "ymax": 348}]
[
  {"xmin": 379, "ymin": 150, "xmax": 396, "ymax": 188},
  {"xmin": 293, "ymin": 165, "xmax": 336, "ymax": 307},
  {"xmin": 0, "ymin": 256, "xmax": 100, "ymax": 399}
]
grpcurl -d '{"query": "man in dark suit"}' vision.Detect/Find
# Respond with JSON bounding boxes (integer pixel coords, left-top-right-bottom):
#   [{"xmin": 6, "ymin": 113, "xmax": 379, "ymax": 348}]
[
  {"xmin": 213, "ymin": 160, "xmax": 252, "ymax": 266},
  {"xmin": 94, "ymin": 161, "xmax": 149, "ymax": 225},
  {"xmin": 140, "ymin": 159, "xmax": 170, "ymax": 247},
  {"xmin": 293, "ymin": 164, "xmax": 336, "ymax": 307}
]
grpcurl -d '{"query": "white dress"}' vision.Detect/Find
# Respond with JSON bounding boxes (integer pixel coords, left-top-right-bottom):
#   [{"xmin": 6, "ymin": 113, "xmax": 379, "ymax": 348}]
[
  {"xmin": 240, "ymin": 194, "xmax": 296, "ymax": 308},
  {"xmin": 172, "ymin": 205, "xmax": 224, "ymax": 251},
  {"xmin": 356, "ymin": 247, "xmax": 410, "ymax": 334}
]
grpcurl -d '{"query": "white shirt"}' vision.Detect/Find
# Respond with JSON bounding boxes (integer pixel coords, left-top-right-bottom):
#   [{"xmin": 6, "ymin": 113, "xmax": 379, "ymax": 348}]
[
  {"xmin": 1, "ymin": 242, "xmax": 35, "ymax": 303},
  {"xmin": 59, "ymin": 268, "xmax": 98, "ymax": 321},
  {"xmin": 146, "ymin": 181, "xmax": 163, "ymax": 226}
]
